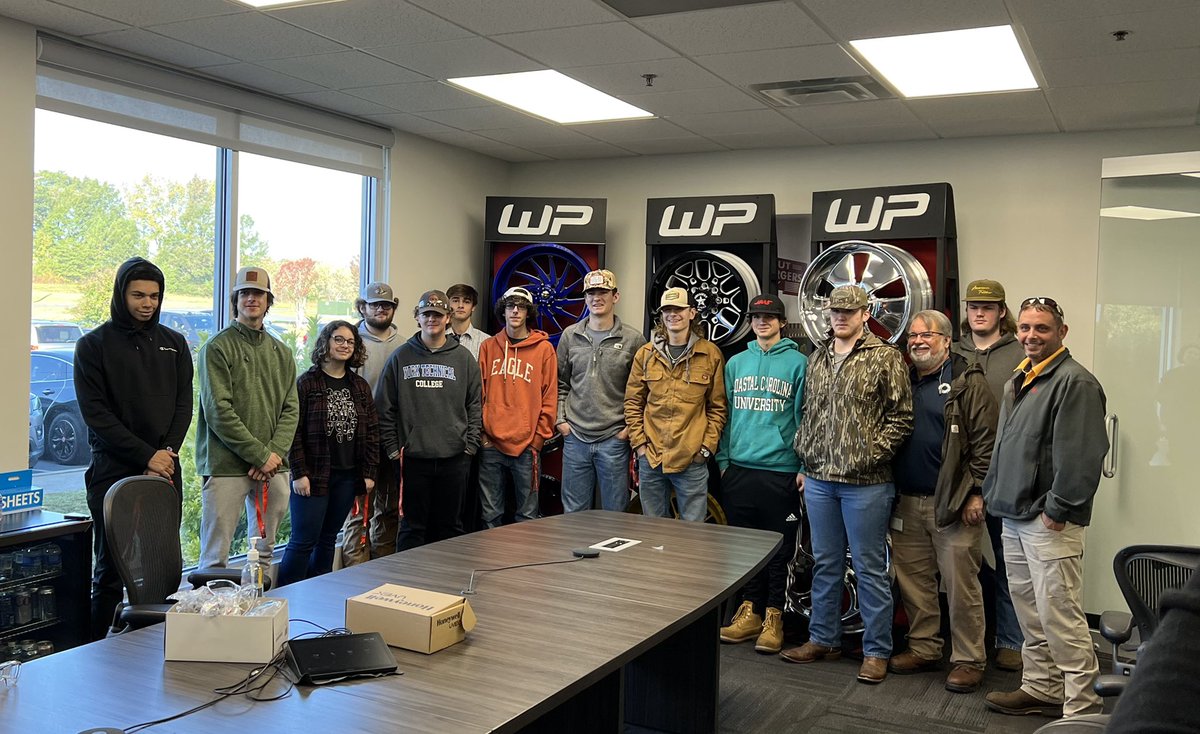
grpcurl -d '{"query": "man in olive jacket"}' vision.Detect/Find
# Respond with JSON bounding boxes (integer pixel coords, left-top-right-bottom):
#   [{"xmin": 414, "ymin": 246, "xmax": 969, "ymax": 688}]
[
  {"xmin": 782, "ymin": 285, "xmax": 912, "ymax": 686},
  {"xmin": 888, "ymin": 310, "xmax": 997, "ymax": 695}
]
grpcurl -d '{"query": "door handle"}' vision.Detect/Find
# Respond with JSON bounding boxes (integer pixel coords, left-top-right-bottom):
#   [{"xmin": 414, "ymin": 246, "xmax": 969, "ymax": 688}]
[
  {"xmin": 41, "ymin": 389, "xmax": 53, "ymax": 395},
  {"xmin": 1103, "ymin": 413, "xmax": 1119, "ymax": 479}
]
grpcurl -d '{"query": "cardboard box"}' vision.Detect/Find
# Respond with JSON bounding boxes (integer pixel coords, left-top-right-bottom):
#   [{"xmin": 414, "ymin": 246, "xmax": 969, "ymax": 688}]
[
  {"xmin": 345, "ymin": 584, "xmax": 476, "ymax": 654},
  {"xmin": 165, "ymin": 598, "xmax": 289, "ymax": 663}
]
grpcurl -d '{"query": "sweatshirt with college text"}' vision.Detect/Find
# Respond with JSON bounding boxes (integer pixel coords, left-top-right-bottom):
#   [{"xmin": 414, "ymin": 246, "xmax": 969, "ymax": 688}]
[{"xmin": 716, "ymin": 337, "xmax": 807, "ymax": 474}]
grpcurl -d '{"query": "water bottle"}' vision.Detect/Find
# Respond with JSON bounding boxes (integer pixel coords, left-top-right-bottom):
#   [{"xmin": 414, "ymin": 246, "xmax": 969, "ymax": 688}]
[{"xmin": 240, "ymin": 538, "xmax": 265, "ymax": 598}]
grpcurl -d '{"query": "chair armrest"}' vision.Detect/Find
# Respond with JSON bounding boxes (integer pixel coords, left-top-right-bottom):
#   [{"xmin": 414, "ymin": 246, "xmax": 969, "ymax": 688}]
[
  {"xmin": 119, "ymin": 602, "xmax": 176, "ymax": 629},
  {"xmin": 1099, "ymin": 610, "xmax": 1133, "ymax": 645},
  {"xmin": 188, "ymin": 568, "xmax": 273, "ymax": 592},
  {"xmin": 1094, "ymin": 674, "xmax": 1129, "ymax": 698}
]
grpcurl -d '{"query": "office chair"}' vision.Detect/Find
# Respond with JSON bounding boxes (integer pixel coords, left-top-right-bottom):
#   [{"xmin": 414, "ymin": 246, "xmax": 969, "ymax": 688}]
[
  {"xmin": 1032, "ymin": 544, "xmax": 1200, "ymax": 734},
  {"xmin": 103, "ymin": 476, "xmax": 266, "ymax": 633}
]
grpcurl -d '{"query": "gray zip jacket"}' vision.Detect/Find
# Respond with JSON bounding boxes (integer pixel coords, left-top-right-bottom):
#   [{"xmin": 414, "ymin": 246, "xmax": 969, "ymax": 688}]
[
  {"xmin": 951, "ymin": 332, "xmax": 1023, "ymax": 411},
  {"xmin": 982, "ymin": 349, "xmax": 1108, "ymax": 526},
  {"xmin": 556, "ymin": 315, "xmax": 646, "ymax": 442}
]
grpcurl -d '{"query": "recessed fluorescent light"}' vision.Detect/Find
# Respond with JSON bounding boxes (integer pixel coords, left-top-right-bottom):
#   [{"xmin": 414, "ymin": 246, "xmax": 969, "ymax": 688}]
[
  {"xmin": 850, "ymin": 25, "xmax": 1037, "ymax": 98},
  {"xmin": 1183, "ymin": 172, "xmax": 1200, "ymax": 179},
  {"xmin": 446, "ymin": 70, "xmax": 654, "ymax": 124},
  {"xmin": 235, "ymin": 0, "xmax": 344, "ymax": 8},
  {"xmin": 1100, "ymin": 206, "xmax": 1200, "ymax": 221}
]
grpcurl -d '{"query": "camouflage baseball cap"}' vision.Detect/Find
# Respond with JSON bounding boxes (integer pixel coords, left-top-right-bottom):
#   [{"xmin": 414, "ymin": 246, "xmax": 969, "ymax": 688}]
[
  {"xmin": 963, "ymin": 279, "xmax": 1006, "ymax": 302},
  {"xmin": 826, "ymin": 285, "xmax": 868, "ymax": 310},
  {"xmin": 582, "ymin": 269, "xmax": 617, "ymax": 291}
]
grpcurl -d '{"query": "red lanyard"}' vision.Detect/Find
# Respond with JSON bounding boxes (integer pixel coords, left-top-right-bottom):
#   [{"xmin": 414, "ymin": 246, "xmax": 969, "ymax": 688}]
[{"xmin": 255, "ymin": 480, "xmax": 268, "ymax": 540}]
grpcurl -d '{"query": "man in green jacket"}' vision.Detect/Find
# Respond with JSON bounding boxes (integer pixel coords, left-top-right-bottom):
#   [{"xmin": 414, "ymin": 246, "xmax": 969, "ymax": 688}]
[{"xmin": 197, "ymin": 266, "xmax": 299, "ymax": 569}]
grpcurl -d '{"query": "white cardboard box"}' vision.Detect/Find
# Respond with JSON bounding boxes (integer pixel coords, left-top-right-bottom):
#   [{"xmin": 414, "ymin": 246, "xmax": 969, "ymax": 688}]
[
  {"xmin": 164, "ymin": 598, "xmax": 289, "ymax": 663},
  {"xmin": 345, "ymin": 583, "xmax": 476, "ymax": 654}
]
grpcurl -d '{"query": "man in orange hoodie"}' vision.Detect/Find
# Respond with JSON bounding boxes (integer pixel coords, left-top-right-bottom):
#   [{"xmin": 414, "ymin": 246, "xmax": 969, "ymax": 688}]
[{"xmin": 478, "ymin": 286, "xmax": 558, "ymax": 528}]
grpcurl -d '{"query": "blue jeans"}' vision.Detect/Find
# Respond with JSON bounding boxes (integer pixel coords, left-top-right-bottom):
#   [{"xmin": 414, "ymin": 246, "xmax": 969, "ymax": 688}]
[
  {"xmin": 805, "ymin": 478, "xmax": 894, "ymax": 659},
  {"xmin": 636, "ymin": 455, "xmax": 709, "ymax": 522},
  {"xmin": 277, "ymin": 469, "xmax": 358, "ymax": 587},
  {"xmin": 561, "ymin": 432, "xmax": 631, "ymax": 513},
  {"xmin": 478, "ymin": 446, "xmax": 538, "ymax": 528},
  {"xmin": 987, "ymin": 513, "xmax": 1025, "ymax": 650}
]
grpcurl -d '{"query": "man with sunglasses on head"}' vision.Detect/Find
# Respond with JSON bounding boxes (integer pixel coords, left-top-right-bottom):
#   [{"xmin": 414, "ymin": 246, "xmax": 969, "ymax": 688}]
[
  {"xmin": 983, "ymin": 296, "xmax": 1108, "ymax": 720},
  {"xmin": 339, "ymin": 282, "xmax": 404, "ymax": 566}
]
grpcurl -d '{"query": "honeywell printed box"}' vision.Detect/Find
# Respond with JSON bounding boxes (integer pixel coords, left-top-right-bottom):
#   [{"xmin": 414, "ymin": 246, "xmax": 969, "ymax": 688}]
[
  {"xmin": 346, "ymin": 583, "xmax": 476, "ymax": 654},
  {"xmin": 164, "ymin": 598, "xmax": 289, "ymax": 664}
]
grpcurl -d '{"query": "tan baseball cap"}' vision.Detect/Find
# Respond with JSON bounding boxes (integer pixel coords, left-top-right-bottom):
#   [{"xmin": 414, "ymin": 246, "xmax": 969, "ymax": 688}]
[
  {"xmin": 233, "ymin": 266, "xmax": 272, "ymax": 294},
  {"xmin": 362, "ymin": 282, "xmax": 397, "ymax": 304},
  {"xmin": 825, "ymin": 285, "xmax": 868, "ymax": 310},
  {"xmin": 963, "ymin": 279, "xmax": 1006, "ymax": 302},
  {"xmin": 658, "ymin": 287, "xmax": 692, "ymax": 310},
  {"xmin": 583, "ymin": 269, "xmax": 617, "ymax": 291}
]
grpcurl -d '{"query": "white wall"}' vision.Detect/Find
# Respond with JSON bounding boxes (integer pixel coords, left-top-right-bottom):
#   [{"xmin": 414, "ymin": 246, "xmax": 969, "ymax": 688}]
[
  {"xmin": 508, "ymin": 127, "xmax": 1200, "ymax": 369},
  {"xmin": 0, "ymin": 15, "xmax": 35, "ymax": 473},
  {"xmin": 384, "ymin": 132, "xmax": 509, "ymax": 320}
]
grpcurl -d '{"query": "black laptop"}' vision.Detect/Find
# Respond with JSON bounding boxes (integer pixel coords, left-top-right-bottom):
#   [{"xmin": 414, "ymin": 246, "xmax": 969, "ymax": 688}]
[{"xmin": 285, "ymin": 632, "xmax": 399, "ymax": 685}]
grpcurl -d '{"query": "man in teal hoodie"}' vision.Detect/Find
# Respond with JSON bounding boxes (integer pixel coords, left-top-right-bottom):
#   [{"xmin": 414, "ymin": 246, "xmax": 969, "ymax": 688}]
[{"xmin": 716, "ymin": 293, "xmax": 807, "ymax": 654}]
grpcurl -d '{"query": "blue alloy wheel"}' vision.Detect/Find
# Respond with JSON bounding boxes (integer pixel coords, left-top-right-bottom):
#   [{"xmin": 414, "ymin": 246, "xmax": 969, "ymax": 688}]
[{"xmin": 492, "ymin": 243, "xmax": 590, "ymax": 346}]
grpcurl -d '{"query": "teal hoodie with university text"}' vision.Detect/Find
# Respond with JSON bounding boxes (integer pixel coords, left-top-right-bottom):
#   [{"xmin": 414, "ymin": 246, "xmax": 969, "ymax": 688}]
[{"xmin": 716, "ymin": 337, "xmax": 807, "ymax": 474}]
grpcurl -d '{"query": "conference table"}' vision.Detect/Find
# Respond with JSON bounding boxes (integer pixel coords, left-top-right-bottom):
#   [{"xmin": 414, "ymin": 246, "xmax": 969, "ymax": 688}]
[{"xmin": 0, "ymin": 510, "xmax": 780, "ymax": 733}]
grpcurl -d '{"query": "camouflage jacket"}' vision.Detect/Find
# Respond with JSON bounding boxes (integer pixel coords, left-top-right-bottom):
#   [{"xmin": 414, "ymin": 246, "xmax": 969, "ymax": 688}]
[{"xmin": 794, "ymin": 330, "xmax": 913, "ymax": 485}]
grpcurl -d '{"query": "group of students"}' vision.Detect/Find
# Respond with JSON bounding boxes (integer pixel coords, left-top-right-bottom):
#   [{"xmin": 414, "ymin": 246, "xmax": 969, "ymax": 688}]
[{"xmin": 75, "ymin": 258, "xmax": 1109, "ymax": 723}]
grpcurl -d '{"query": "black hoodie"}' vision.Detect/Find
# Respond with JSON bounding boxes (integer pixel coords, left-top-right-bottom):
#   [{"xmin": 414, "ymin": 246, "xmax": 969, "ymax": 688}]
[{"xmin": 73, "ymin": 257, "xmax": 193, "ymax": 481}]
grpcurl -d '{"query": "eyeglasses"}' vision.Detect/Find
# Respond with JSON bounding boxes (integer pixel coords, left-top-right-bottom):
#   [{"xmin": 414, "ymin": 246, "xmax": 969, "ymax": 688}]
[
  {"xmin": 330, "ymin": 335, "xmax": 354, "ymax": 346},
  {"xmin": 906, "ymin": 331, "xmax": 946, "ymax": 341},
  {"xmin": 1021, "ymin": 296, "xmax": 1063, "ymax": 317},
  {"xmin": 366, "ymin": 303, "xmax": 395, "ymax": 312}
]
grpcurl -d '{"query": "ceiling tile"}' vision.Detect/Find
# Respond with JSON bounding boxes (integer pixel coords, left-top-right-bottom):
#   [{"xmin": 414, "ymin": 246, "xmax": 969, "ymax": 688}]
[
  {"xmin": 525, "ymin": 140, "xmax": 637, "ymax": 159},
  {"xmin": 271, "ymin": 0, "xmax": 473, "ymax": 49},
  {"xmin": 799, "ymin": 0, "xmax": 1012, "ymax": 40},
  {"xmin": 1047, "ymin": 79, "xmax": 1200, "ymax": 131},
  {"xmin": 494, "ymin": 22, "xmax": 679, "ymax": 68},
  {"xmin": 421, "ymin": 129, "xmax": 550, "ymax": 161},
  {"xmin": 1007, "ymin": 0, "xmax": 1200, "ymax": 24},
  {"xmin": 259, "ymin": 52, "xmax": 426, "ymax": 89},
  {"xmin": 667, "ymin": 108, "xmax": 804, "ymax": 136},
  {"xmin": 285, "ymin": 90, "xmax": 397, "ymax": 117},
  {"xmin": 633, "ymin": 2, "xmax": 832, "ymax": 55},
  {"xmin": 780, "ymin": 99, "xmax": 919, "ymax": 128},
  {"xmin": 197, "ymin": 62, "xmax": 323, "ymax": 95},
  {"xmin": 0, "ymin": 0, "xmax": 126, "ymax": 35},
  {"xmin": 695, "ymin": 45, "xmax": 867, "ymax": 86},
  {"xmin": 928, "ymin": 117, "xmax": 1060, "ymax": 138},
  {"xmin": 1041, "ymin": 48, "xmax": 1200, "ymax": 88},
  {"xmin": 368, "ymin": 37, "xmax": 543, "ymax": 79},
  {"xmin": 362, "ymin": 113, "xmax": 462, "ymax": 135},
  {"xmin": 706, "ymin": 129, "xmax": 827, "ymax": 149},
  {"xmin": 475, "ymin": 125, "xmax": 595, "ymax": 147},
  {"xmin": 1022, "ymin": 6, "xmax": 1200, "ymax": 61},
  {"xmin": 566, "ymin": 118, "xmax": 695, "ymax": 143},
  {"xmin": 562, "ymin": 58, "xmax": 725, "ymax": 95},
  {"xmin": 83, "ymin": 28, "xmax": 238, "ymax": 68},
  {"xmin": 813, "ymin": 122, "xmax": 939, "ymax": 144},
  {"xmin": 618, "ymin": 137, "xmax": 728, "ymax": 155},
  {"xmin": 906, "ymin": 91, "xmax": 1055, "ymax": 126},
  {"xmin": 54, "ymin": 0, "xmax": 242, "ymax": 27},
  {"xmin": 405, "ymin": 0, "xmax": 619, "ymax": 36},
  {"xmin": 149, "ymin": 12, "xmax": 346, "ymax": 62},
  {"xmin": 620, "ymin": 86, "xmax": 763, "ymax": 116},
  {"xmin": 344, "ymin": 81, "xmax": 484, "ymax": 112},
  {"xmin": 418, "ymin": 105, "xmax": 549, "ymax": 130}
]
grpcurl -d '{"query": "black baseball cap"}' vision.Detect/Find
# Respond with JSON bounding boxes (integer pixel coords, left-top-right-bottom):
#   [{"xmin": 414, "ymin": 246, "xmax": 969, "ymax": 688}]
[{"xmin": 748, "ymin": 293, "xmax": 786, "ymax": 317}]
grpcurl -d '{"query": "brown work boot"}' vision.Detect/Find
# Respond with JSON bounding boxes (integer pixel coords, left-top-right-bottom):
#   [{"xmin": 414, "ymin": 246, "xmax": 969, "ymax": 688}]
[
  {"xmin": 779, "ymin": 641, "xmax": 841, "ymax": 664},
  {"xmin": 719, "ymin": 601, "xmax": 762, "ymax": 644},
  {"xmin": 888, "ymin": 650, "xmax": 941, "ymax": 675},
  {"xmin": 945, "ymin": 664, "xmax": 984, "ymax": 693},
  {"xmin": 754, "ymin": 607, "xmax": 784, "ymax": 654},
  {"xmin": 857, "ymin": 656, "xmax": 888, "ymax": 684},
  {"xmin": 994, "ymin": 647, "xmax": 1023, "ymax": 672},
  {"xmin": 985, "ymin": 689, "xmax": 1063, "ymax": 717}
]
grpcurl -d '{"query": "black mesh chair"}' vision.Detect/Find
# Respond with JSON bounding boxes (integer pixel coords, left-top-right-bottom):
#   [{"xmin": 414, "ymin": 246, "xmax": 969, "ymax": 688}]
[{"xmin": 103, "ymin": 476, "xmax": 263, "ymax": 632}]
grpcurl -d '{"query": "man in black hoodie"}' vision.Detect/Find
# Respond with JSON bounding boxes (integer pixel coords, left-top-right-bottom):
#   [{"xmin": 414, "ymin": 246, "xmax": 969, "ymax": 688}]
[{"xmin": 73, "ymin": 257, "xmax": 193, "ymax": 640}]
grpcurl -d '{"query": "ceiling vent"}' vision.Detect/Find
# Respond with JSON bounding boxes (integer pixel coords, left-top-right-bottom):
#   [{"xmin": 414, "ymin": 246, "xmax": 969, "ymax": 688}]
[{"xmin": 749, "ymin": 77, "xmax": 895, "ymax": 107}]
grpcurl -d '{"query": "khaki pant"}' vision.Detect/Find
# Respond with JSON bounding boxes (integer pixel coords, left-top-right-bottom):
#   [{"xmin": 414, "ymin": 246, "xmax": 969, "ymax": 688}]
[
  {"xmin": 339, "ymin": 458, "xmax": 399, "ymax": 565},
  {"xmin": 892, "ymin": 494, "xmax": 986, "ymax": 667},
  {"xmin": 1002, "ymin": 517, "xmax": 1102, "ymax": 717}
]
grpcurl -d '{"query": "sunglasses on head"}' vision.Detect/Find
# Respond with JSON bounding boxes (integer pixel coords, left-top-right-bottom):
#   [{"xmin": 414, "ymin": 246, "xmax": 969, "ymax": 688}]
[{"xmin": 1021, "ymin": 296, "xmax": 1063, "ymax": 317}]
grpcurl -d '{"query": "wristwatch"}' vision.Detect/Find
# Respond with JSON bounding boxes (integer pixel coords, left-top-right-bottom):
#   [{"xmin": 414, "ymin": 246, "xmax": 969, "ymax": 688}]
[{"xmin": 699, "ymin": 448, "xmax": 712, "ymax": 459}]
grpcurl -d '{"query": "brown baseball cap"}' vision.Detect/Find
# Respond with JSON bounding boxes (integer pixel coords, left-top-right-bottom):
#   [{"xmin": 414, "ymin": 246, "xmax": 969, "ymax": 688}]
[
  {"xmin": 963, "ymin": 279, "xmax": 1006, "ymax": 302},
  {"xmin": 415, "ymin": 290, "xmax": 450, "ymax": 315}
]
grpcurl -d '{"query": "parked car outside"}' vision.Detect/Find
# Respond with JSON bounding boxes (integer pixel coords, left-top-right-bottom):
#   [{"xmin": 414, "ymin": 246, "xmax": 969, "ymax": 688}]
[
  {"xmin": 30, "ymin": 349, "xmax": 89, "ymax": 465},
  {"xmin": 31, "ymin": 320, "xmax": 84, "ymax": 351},
  {"xmin": 159, "ymin": 309, "xmax": 214, "ymax": 352},
  {"xmin": 28, "ymin": 392, "xmax": 44, "ymax": 468}
]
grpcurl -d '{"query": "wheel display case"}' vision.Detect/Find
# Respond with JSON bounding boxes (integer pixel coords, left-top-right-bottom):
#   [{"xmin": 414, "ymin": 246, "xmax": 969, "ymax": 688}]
[{"xmin": 0, "ymin": 510, "xmax": 91, "ymax": 660}]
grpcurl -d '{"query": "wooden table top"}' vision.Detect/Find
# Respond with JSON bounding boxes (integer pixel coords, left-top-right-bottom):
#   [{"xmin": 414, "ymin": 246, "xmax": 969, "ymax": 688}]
[{"xmin": 1, "ymin": 511, "xmax": 780, "ymax": 733}]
